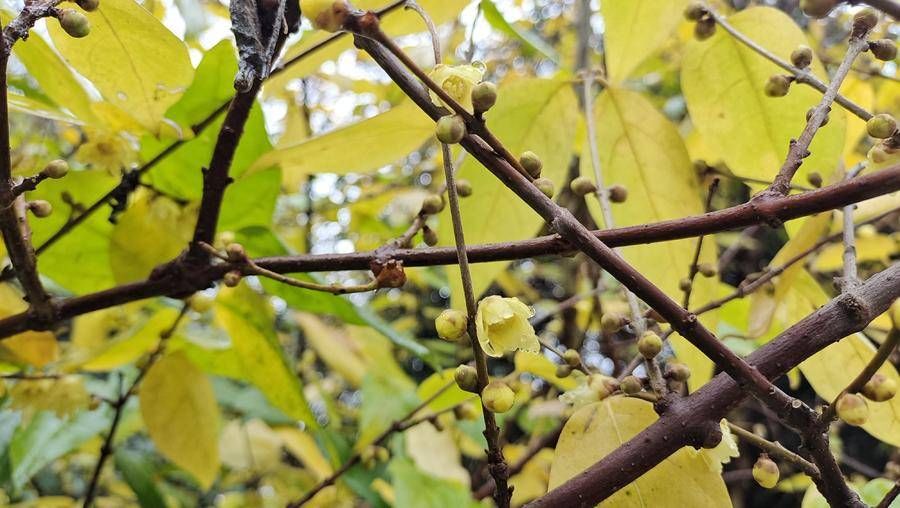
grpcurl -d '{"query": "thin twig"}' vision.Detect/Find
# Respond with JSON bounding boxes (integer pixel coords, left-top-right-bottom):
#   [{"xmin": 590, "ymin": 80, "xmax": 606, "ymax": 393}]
[
  {"xmin": 839, "ymin": 164, "xmax": 866, "ymax": 291},
  {"xmin": 681, "ymin": 179, "xmax": 719, "ymax": 309},
  {"xmin": 876, "ymin": 481, "xmax": 900, "ymax": 508},
  {"xmin": 728, "ymin": 422, "xmax": 819, "ymax": 477}
]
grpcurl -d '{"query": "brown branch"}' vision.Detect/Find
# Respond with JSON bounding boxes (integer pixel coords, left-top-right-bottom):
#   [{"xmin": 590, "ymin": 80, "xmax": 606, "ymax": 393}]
[
  {"xmin": 529, "ymin": 263, "xmax": 899, "ymax": 507},
  {"xmin": 474, "ymin": 423, "xmax": 563, "ymax": 500},
  {"xmin": 877, "ymin": 481, "xmax": 900, "ymax": 508}
]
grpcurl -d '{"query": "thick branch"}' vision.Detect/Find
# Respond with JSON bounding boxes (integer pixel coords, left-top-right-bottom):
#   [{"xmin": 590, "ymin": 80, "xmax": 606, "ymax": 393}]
[{"xmin": 529, "ymin": 263, "xmax": 899, "ymax": 507}]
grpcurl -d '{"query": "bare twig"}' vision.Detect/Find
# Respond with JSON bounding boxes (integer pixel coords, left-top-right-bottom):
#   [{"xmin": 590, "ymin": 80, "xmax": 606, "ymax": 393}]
[
  {"xmin": 728, "ymin": 422, "xmax": 819, "ymax": 477},
  {"xmin": 681, "ymin": 179, "xmax": 719, "ymax": 309}
]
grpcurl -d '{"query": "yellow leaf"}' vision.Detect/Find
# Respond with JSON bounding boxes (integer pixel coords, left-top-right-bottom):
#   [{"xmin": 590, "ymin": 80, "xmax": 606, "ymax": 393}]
[
  {"xmin": 79, "ymin": 307, "xmax": 181, "ymax": 371},
  {"xmin": 514, "ymin": 351, "xmax": 577, "ymax": 391},
  {"xmin": 48, "ymin": 0, "xmax": 194, "ymax": 132},
  {"xmin": 812, "ymin": 234, "xmax": 895, "ymax": 272},
  {"xmin": 219, "ymin": 419, "xmax": 284, "ymax": 473},
  {"xmin": 416, "ymin": 369, "xmax": 479, "ymax": 414},
  {"xmin": 109, "ymin": 192, "xmax": 195, "ymax": 284},
  {"xmin": 277, "ymin": 427, "xmax": 333, "ymax": 480},
  {"xmin": 583, "ymin": 87, "xmax": 717, "ymax": 390},
  {"xmin": 405, "ymin": 422, "xmax": 470, "ymax": 486},
  {"xmin": 140, "ymin": 351, "xmax": 220, "ymax": 488},
  {"xmin": 253, "ymin": 101, "xmax": 433, "ymax": 189},
  {"xmin": 682, "ymin": 7, "xmax": 846, "ymax": 184},
  {"xmin": 215, "ymin": 285, "xmax": 316, "ymax": 426},
  {"xmin": 548, "ymin": 397, "xmax": 732, "ymax": 506},
  {"xmin": 441, "ymin": 77, "xmax": 578, "ymax": 304},
  {"xmin": 0, "ymin": 284, "xmax": 57, "ymax": 368},
  {"xmin": 601, "ymin": 0, "xmax": 689, "ymax": 82},
  {"xmin": 840, "ymin": 76, "xmax": 874, "ymax": 159}
]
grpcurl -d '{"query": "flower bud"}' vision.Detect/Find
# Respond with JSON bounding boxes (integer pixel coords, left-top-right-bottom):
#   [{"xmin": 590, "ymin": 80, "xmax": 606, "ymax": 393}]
[
  {"xmin": 588, "ymin": 374, "xmax": 619, "ymax": 399},
  {"xmin": 764, "ymin": 75, "xmax": 791, "ymax": 97},
  {"xmin": 534, "ymin": 177, "xmax": 555, "ymax": 198},
  {"xmin": 28, "ymin": 200, "xmax": 53, "ymax": 218},
  {"xmin": 519, "ymin": 151, "xmax": 543, "ymax": 179},
  {"xmin": 373, "ymin": 260, "xmax": 406, "ymax": 288},
  {"xmin": 836, "ymin": 393, "xmax": 869, "ymax": 426},
  {"xmin": 471, "ymin": 81, "xmax": 498, "ymax": 113},
  {"xmin": 189, "ymin": 294, "xmax": 214, "ymax": 313},
  {"xmin": 374, "ymin": 446, "xmax": 389, "ymax": 462},
  {"xmin": 862, "ymin": 373, "xmax": 897, "ymax": 402},
  {"xmin": 454, "ymin": 402, "xmax": 478, "ymax": 420},
  {"xmin": 481, "ymin": 380, "xmax": 515, "ymax": 413},
  {"xmin": 698, "ymin": 263, "xmax": 717, "ymax": 278},
  {"xmin": 422, "ymin": 226, "xmax": 438, "ymax": 247},
  {"xmin": 679, "ymin": 278, "xmax": 692, "ymax": 292},
  {"xmin": 58, "ymin": 9, "xmax": 91, "ymax": 38},
  {"xmin": 41, "ymin": 159, "xmax": 69, "ymax": 179},
  {"xmin": 683, "ymin": 1, "xmax": 706, "ymax": 21},
  {"xmin": 454, "ymin": 365, "xmax": 479, "ymax": 392},
  {"xmin": 852, "ymin": 8, "xmax": 879, "ymax": 38},
  {"xmin": 665, "ymin": 362, "xmax": 691, "ymax": 382},
  {"xmin": 790, "ymin": 45, "xmax": 813, "ymax": 68},
  {"xmin": 806, "ymin": 107, "xmax": 828, "ymax": 127},
  {"xmin": 600, "ymin": 313, "xmax": 624, "ymax": 333},
  {"xmin": 455, "ymin": 179, "xmax": 473, "ymax": 197},
  {"xmin": 435, "ymin": 115, "xmax": 466, "ymax": 144},
  {"xmin": 867, "ymin": 113, "xmax": 897, "ymax": 139},
  {"xmin": 76, "ymin": 0, "xmax": 100, "ymax": 11},
  {"xmin": 638, "ymin": 331, "xmax": 663, "ymax": 359},
  {"xmin": 223, "ymin": 270, "xmax": 241, "ymax": 287},
  {"xmin": 421, "ymin": 194, "xmax": 445, "ymax": 215},
  {"xmin": 807, "ymin": 171, "xmax": 823, "ymax": 188},
  {"xmin": 869, "ymin": 39, "xmax": 897, "ymax": 61},
  {"xmin": 752, "ymin": 454, "xmax": 780, "ymax": 489},
  {"xmin": 563, "ymin": 349, "xmax": 581, "ymax": 368},
  {"xmin": 621, "ymin": 375, "xmax": 643, "ymax": 395},
  {"xmin": 800, "ymin": 0, "xmax": 837, "ymax": 17},
  {"xmin": 361, "ymin": 445, "xmax": 378, "ymax": 468},
  {"xmin": 436, "ymin": 309, "xmax": 468, "ymax": 341},
  {"xmin": 226, "ymin": 242, "xmax": 246, "ymax": 261},
  {"xmin": 607, "ymin": 184, "xmax": 628, "ymax": 203},
  {"xmin": 868, "ymin": 144, "xmax": 894, "ymax": 163},
  {"xmin": 555, "ymin": 364, "xmax": 572, "ymax": 378},
  {"xmin": 306, "ymin": 0, "xmax": 351, "ymax": 32},
  {"xmin": 693, "ymin": 18, "xmax": 716, "ymax": 41},
  {"xmin": 570, "ymin": 176, "xmax": 597, "ymax": 196}
]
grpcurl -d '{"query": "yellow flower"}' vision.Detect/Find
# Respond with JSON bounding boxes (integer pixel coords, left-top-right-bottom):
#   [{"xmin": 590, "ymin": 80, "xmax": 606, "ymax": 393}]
[
  {"xmin": 475, "ymin": 296, "xmax": 538, "ymax": 357},
  {"xmin": 428, "ymin": 63, "xmax": 486, "ymax": 113},
  {"xmin": 75, "ymin": 128, "xmax": 136, "ymax": 174},
  {"xmin": 689, "ymin": 419, "xmax": 740, "ymax": 473}
]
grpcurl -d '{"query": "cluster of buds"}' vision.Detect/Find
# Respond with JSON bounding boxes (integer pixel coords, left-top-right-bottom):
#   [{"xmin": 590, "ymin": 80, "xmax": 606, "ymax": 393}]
[
  {"xmin": 683, "ymin": 2, "xmax": 715, "ymax": 41},
  {"xmin": 866, "ymin": 114, "xmax": 900, "ymax": 163}
]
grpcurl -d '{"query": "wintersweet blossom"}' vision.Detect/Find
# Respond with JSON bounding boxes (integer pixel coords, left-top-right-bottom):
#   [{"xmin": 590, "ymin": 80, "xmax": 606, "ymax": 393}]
[
  {"xmin": 475, "ymin": 296, "xmax": 539, "ymax": 357},
  {"xmin": 428, "ymin": 62, "xmax": 486, "ymax": 113}
]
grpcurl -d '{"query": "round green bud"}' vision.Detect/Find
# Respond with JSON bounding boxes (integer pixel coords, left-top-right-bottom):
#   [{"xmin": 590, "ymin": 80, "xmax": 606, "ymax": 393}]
[
  {"xmin": 421, "ymin": 194, "xmax": 445, "ymax": 215},
  {"xmin": 693, "ymin": 18, "xmax": 716, "ymax": 41},
  {"xmin": 28, "ymin": 200, "xmax": 52, "ymax": 218},
  {"xmin": 519, "ymin": 151, "xmax": 543, "ymax": 179},
  {"xmin": 534, "ymin": 177, "xmax": 555, "ymax": 198},
  {"xmin": 454, "ymin": 365, "xmax": 479, "ymax": 393},
  {"xmin": 607, "ymin": 184, "xmax": 628, "ymax": 203},
  {"xmin": 361, "ymin": 445, "xmax": 378, "ymax": 468},
  {"xmin": 790, "ymin": 45, "xmax": 813, "ymax": 68},
  {"xmin": 58, "ymin": 9, "xmax": 91, "ymax": 38},
  {"xmin": 563, "ymin": 349, "xmax": 581, "ymax": 368},
  {"xmin": 570, "ymin": 176, "xmax": 597, "ymax": 196},
  {"xmin": 42, "ymin": 159, "xmax": 69, "ymax": 179},
  {"xmin": 436, "ymin": 309, "xmax": 468, "ymax": 341},
  {"xmin": 374, "ymin": 446, "xmax": 390, "ymax": 462},
  {"xmin": 76, "ymin": 0, "xmax": 100, "ymax": 11},
  {"xmin": 471, "ymin": 81, "xmax": 498, "ymax": 113},
  {"xmin": 764, "ymin": 75, "xmax": 791, "ymax": 97},
  {"xmin": 752, "ymin": 455, "xmax": 780, "ymax": 489},
  {"xmin": 869, "ymin": 39, "xmax": 897, "ymax": 62},
  {"xmin": 555, "ymin": 364, "xmax": 572, "ymax": 378},
  {"xmin": 435, "ymin": 115, "xmax": 466, "ymax": 144},
  {"xmin": 226, "ymin": 242, "xmax": 246, "ymax": 261},
  {"xmin": 621, "ymin": 375, "xmax": 643, "ymax": 395},
  {"xmin": 422, "ymin": 226, "xmax": 438, "ymax": 246},
  {"xmin": 665, "ymin": 362, "xmax": 691, "ymax": 382},
  {"xmin": 807, "ymin": 171, "xmax": 823, "ymax": 188},
  {"xmin": 600, "ymin": 313, "xmax": 624, "ymax": 333},
  {"xmin": 189, "ymin": 294, "xmax": 214, "ymax": 313},
  {"xmin": 862, "ymin": 373, "xmax": 897, "ymax": 402},
  {"xmin": 683, "ymin": 1, "xmax": 706, "ymax": 21},
  {"xmin": 868, "ymin": 144, "xmax": 893, "ymax": 163},
  {"xmin": 800, "ymin": 0, "xmax": 837, "ymax": 17},
  {"xmin": 223, "ymin": 270, "xmax": 241, "ymax": 287},
  {"xmin": 455, "ymin": 179, "xmax": 473, "ymax": 197},
  {"xmin": 867, "ymin": 113, "xmax": 897, "ymax": 139},
  {"xmin": 481, "ymin": 380, "xmax": 515, "ymax": 413},
  {"xmin": 836, "ymin": 393, "xmax": 869, "ymax": 426},
  {"xmin": 698, "ymin": 263, "xmax": 717, "ymax": 278},
  {"xmin": 637, "ymin": 331, "xmax": 663, "ymax": 359},
  {"xmin": 679, "ymin": 277, "xmax": 693, "ymax": 292},
  {"xmin": 852, "ymin": 8, "xmax": 879, "ymax": 36}
]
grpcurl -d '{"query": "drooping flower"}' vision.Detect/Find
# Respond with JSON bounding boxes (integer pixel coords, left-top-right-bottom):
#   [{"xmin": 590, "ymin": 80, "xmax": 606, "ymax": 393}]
[
  {"xmin": 428, "ymin": 62, "xmax": 486, "ymax": 113},
  {"xmin": 475, "ymin": 296, "xmax": 539, "ymax": 357},
  {"xmin": 690, "ymin": 419, "xmax": 740, "ymax": 473}
]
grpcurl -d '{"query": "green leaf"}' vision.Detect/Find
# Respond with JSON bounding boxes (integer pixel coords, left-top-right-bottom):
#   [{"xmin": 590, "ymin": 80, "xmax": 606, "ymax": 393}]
[
  {"xmin": 357, "ymin": 371, "xmax": 417, "ymax": 450},
  {"xmin": 140, "ymin": 351, "xmax": 221, "ymax": 489},
  {"xmin": 8, "ymin": 410, "xmax": 109, "ymax": 492},
  {"xmin": 165, "ymin": 40, "xmax": 237, "ymax": 128},
  {"xmin": 251, "ymin": 100, "xmax": 433, "ymax": 189},
  {"xmin": 388, "ymin": 457, "xmax": 478, "ymax": 508},
  {"xmin": 48, "ymin": 0, "xmax": 194, "ymax": 132},
  {"xmin": 115, "ymin": 449, "xmax": 167, "ymax": 508},
  {"xmin": 218, "ymin": 167, "xmax": 281, "ymax": 232},
  {"xmin": 681, "ymin": 7, "xmax": 846, "ymax": 184},
  {"xmin": 79, "ymin": 307, "xmax": 182, "ymax": 371},
  {"xmin": 214, "ymin": 284, "xmax": 317, "ymax": 427},
  {"xmin": 440, "ymin": 76, "xmax": 578, "ymax": 304},
  {"xmin": 582, "ymin": 87, "xmax": 717, "ymax": 390},
  {"xmin": 480, "ymin": 0, "xmax": 558, "ymax": 62},
  {"xmin": 548, "ymin": 397, "xmax": 732, "ymax": 507},
  {"xmin": 601, "ymin": 0, "xmax": 689, "ymax": 82}
]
